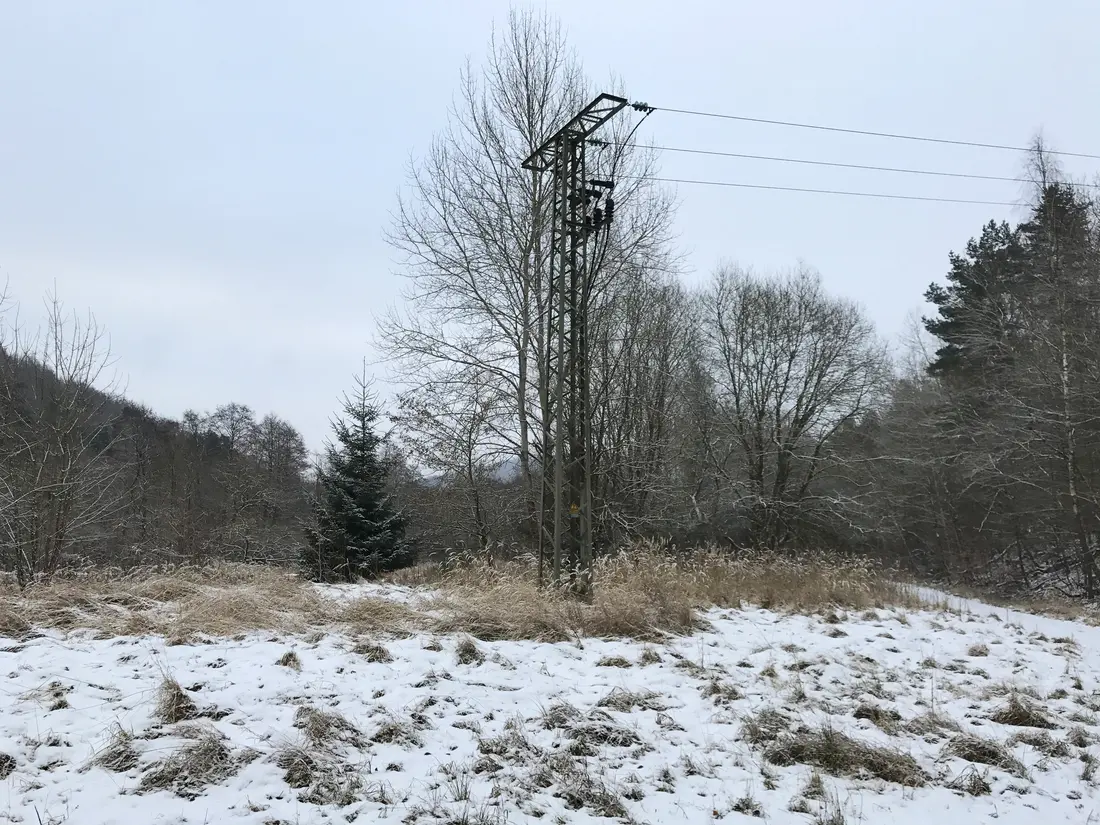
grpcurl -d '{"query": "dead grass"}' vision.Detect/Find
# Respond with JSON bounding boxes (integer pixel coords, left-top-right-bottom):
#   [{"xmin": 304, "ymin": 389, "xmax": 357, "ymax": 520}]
[
  {"xmin": 596, "ymin": 655, "xmax": 632, "ymax": 668},
  {"xmin": 429, "ymin": 544, "xmax": 908, "ymax": 642},
  {"xmin": 293, "ymin": 705, "xmax": 364, "ymax": 750},
  {"xmin": 742, "ymin": 708, "xmax": 793, "ymax": 745},
  {"xmin": 352, "ymin": 640, "xmax": 394, "ymax": 663},
  {"xmin": 904, "ymin": 711, "xmax": 961, "ymax": 740},
  {"xmin": 276, "ymin": 650, "xmax": 302, "ymax": 671},
  {"xmin": 967, "ymin": 643, "xmax": 990, "ymax": 657},
  {"xmin": 853, "ymin": 702, "xmax": 902, "ymax": 733},
  {"xmin": 942, "ymin": 733, "xmax": 1026, "ymax": 777},
  {"xmin": 88, "ymin": 725, "xmax": 139, "ymax": 773},
  {"xmin": 1008, "ymin": 730, "xmax": 1071, "ymax": 758},
  {"xmin": 2, "ymin": 545, "xmax": 913, "ymax": 643},
  {"xmin": 138, "ymin": 729, "xmax": 244, "ymax": 799},
  {"xmin": 455, "ymin": 637, "xmax": 485, "ymax": 665},
  {"xmin": 946, "ymin": 765, "xmax": 992, "ymax": 796},
  {"xmin": 156, "ymin": 677, "xmax": 199, "ymax": 724},
  {"xmin": 276, "ymin": 745, "xmax": 362, "ymax": 806},
  {"xmin": 0, "ymin": 562, "xmax": 421, "ymax": 639},
  {"xmin": 989, "ymin": 694, "xmax": 1058, "ymax": 729},
  {"xmin": 596, "ymin": 688, "xmax": 667, "ymax": 712},
  {"xmin": 764, "ymin": 725, "xmax": 928, "ymax": 787}
]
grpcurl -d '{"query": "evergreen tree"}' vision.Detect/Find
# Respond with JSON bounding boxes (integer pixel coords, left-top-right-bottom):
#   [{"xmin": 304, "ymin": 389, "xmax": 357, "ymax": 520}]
[
  {"xmin": 301, "ymin": 372, "xmax": 412, "ymax": 582},
  {"xmin": 923, "ymin": 220, "xmax": 1027, "ymax": 379}
]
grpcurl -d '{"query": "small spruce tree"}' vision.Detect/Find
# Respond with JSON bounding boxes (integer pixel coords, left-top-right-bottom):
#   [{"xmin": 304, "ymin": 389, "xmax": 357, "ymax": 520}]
[{"xmin": 301, "ymin": 372, "xmax": 411, "ymax": 582}]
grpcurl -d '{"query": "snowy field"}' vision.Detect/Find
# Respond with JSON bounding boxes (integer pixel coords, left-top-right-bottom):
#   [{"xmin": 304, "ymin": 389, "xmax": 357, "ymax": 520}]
[{"xmin": 2, "ymin": 585, "xmax": 1100, "ymax": 824}]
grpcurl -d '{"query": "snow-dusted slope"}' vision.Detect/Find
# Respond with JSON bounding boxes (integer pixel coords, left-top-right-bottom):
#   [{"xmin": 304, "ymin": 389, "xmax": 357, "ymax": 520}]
[{"xmin": 2, "ymin": 592, "xmax": 1098, "ymax": 824}]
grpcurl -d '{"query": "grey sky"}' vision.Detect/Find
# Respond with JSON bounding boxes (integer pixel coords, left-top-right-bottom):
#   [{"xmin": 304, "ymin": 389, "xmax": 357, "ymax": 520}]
[{"xmin": 2, "ymin": 1, "xmax": 1097, "ymax": 450}]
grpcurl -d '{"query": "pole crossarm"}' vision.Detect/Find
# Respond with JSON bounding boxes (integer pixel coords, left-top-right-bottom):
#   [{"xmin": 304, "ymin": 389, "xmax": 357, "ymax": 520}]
[{"xmin": 521, "ymin": 93, "xmax": 628, "ymax": 172}]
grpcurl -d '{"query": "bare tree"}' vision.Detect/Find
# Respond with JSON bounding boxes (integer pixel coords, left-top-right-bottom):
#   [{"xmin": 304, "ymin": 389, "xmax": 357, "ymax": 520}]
[
  {"xmin": 0, "ymin": 292, "xmax": 129, "ymax": 584},
  {"xmin": 380, "ymin": 8, "xmax": 676, "ymax": 572},
  {"xmin": 697, "ymin": 265, "xmax": 891, "ymax": 548}
]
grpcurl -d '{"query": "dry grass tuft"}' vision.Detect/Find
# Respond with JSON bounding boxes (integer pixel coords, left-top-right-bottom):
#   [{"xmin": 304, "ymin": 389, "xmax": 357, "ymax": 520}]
[
  {"xmin": 293, "ymin": 705, "xmax": 364, "ymax": 750},
  {"xmin": 156, "ymin": 677, "xmax": 199, "ymax": 724},
  {"xmin": 638, "ymin": 647, "xmax": 662, "ymax": 665},
  {"xmin": 371, "ymin": 713, "xmax": 422, "ymax": 748},
  {"xmin": 1008, "ymin": 730, "xmax": 1071, "ymax": 758},
  {"xmin": 730, "ymin": 794, "xmax": 763, "ymax": 816},
  {"xmin": 455, "ymin": 636, "xmax": 485, "ymax": 665},
  {"xmin": 942, "ymin": 733, "xmax": 1026, "ymax": 777},
  {"xmin": 596, "ymin": 655, "xmax": 632, "ymax": 668},
  {"xmin": 967, "ymin": 643, "xmax": 990, "ymax": 657},
  {"xmin": 742, "ymin": 708, "xmax": 793, "ymax": 745},
  {"xmin": 276, "ymin": 745, "xmax": 362, "ymax": 805},
  {"xmin": 0, "ymin": 753, "xmax": 14, "ymax": 781},
  {"xmin": 990, "ymin": 694, "xmax": 1058, "ymax": 729},
  {"xmin": 542, "ymin": 701, "xmax": 583, "ymax": 731},
  {"xmin": 89, "ymin": 725, "xmax": 139, "ymax": 773},
  {"xmin": 352, "ymin": 640, "xmax": 394, "ymax": 663},
  {"xmin": 904, "ymin": 711, "xmax": 961, "ymax": 740},
  {"xmin": 765, "ymin": 725, "xmax": 928, "ymax": 787},
  {"xmin": 853, "ymin": 703, "xmax": 902, "ymax": 734},
  {"xmin": 138, "ymin": 729, "xmax": 240, "ymax": 799},
  {"xmin": 277, "ymin": 650, "xmax": 302, "ymax": 671},
  {"xmin": 701, "ymin": 679, "xmax": 743, "ymax": 705},
  {"xmin": 567, "ymin": 710, "xmax": 644, "ymax": 750},
  {"xmin": 596, "ymin": 688, "xmax": 667, "ymax": 713},
  {"xmin": 803, "ymin": 770, "xmax": 827, "ymax": 799},
  {"xmin": 945, "ymin": 765, "xmax": 992, "ymax": 796}
]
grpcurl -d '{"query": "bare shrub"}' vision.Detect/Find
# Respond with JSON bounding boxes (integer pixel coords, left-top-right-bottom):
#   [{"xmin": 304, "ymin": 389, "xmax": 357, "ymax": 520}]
[
  {"xmin": 731, "ymin": 794, "xmax": 762, "ymax": 816},
  {"xmin": 942, "ymin": 734, "xmax": 1026, "ymax": 777},
  {"xmin": 765, "ymin": 725, "xmax": 927, "ymax": 787}
]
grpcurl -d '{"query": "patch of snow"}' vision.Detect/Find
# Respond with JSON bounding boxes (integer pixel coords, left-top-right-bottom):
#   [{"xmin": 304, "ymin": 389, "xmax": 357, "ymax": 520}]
[{"xmin": 1, "ymin": 591, "xmax": 1098, "ymax": 823}]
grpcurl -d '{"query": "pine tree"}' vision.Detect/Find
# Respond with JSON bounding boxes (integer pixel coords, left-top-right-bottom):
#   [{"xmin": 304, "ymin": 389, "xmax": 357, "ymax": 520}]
[
  {"xmin": 301, "ymin": 372, "xmax": 412, "ymax": 582},
  {"xmin": 923, "ymin": 220, "xmax": 1027, "ymax": 379}
]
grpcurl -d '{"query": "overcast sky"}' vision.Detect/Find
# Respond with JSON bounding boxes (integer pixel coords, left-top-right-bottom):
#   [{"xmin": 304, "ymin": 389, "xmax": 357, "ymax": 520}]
[{"xmin": 1, "ymin": 1, "xmax": 1097, "ymax": 450}]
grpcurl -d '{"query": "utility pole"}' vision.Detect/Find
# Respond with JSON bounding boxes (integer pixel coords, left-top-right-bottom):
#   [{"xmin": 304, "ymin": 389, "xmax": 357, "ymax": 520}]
[{"xmin": 523, "ymin": 93, "xmax": 627, "ymax": 597}]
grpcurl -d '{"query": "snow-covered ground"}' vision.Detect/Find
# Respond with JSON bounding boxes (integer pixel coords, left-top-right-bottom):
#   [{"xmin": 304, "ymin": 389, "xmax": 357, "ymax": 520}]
[{"xmin": 2, "ymin": 587, "xmax": 1100, "ymax": 824}]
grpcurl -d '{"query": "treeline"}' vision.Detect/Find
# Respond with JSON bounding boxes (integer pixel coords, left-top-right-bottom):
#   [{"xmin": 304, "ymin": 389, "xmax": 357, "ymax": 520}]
[
  {"xmin": 380, "ymin": 10, "xmax": 1100, "ymax": 599},
  {"xmin": 5, "ymin": 9, "xmax": 1098, "ymax": 600},
  {"xmin": 0, "ymin": 299, "xmax": 315, "ymax": 582}
]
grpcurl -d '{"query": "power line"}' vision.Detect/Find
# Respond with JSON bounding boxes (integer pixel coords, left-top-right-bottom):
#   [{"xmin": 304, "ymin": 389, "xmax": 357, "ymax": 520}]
[
  {"xmin": 620, "ymin": 174, "xmax": 1018, "ymax": 206},
  {"xmin": 595, "ymin": 141, "xmax": 1100, "ymax": 189},
  {"xmin": 651, "ymin": 105, "xmax": 1100, "ymax": 161}
]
